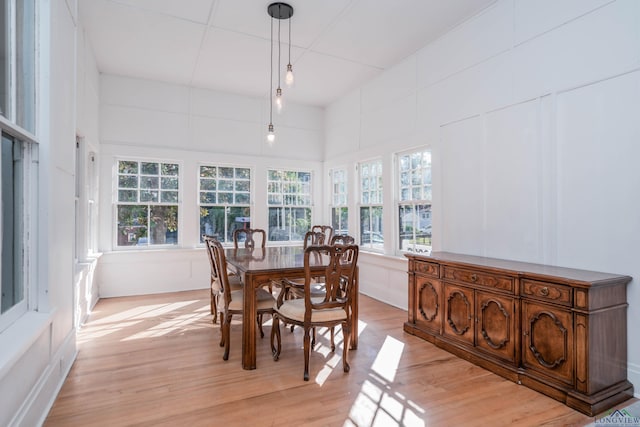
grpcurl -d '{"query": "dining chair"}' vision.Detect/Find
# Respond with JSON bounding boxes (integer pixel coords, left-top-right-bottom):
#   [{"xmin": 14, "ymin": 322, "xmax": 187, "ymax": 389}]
[
  {"xmin": 311, "ymin": 225, "xmax": 333, "ymax": 243},
  {"xmin": 330, "ymin": 234, "xmax": 355, "ymax": 245},
  {"xmin": 210, "ymin": 238, "xmax": 275, "ymax": 360},
  {"xmin": 203, "ymin": 234, "xmax": 243, "ymax": 324},
  {"xmin": 233, "ymin": 228, "xmax": 266, "ymax": 249},
  {"xmin": 303, "ymin": 230, "xmax": 325, "ymax": 248},
  {"xmin": 271, "ymin": 244, "xmax": 359, "ymax": 381}
]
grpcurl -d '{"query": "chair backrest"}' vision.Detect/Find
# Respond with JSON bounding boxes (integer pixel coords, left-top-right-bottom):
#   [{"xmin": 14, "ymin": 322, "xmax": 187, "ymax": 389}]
[
  {"xmin": 203, "ymin": 235, "xmax": 222, "ymax": 293},
  {"xmin": 233, "ymin": 228, "xmax": 266, "ymax": 249},
  {"xmin": 303, "ymin": 230, "xmax": 325, "ymax": 249},
  {"xmin": 330, "ymin": 234, "xmax": 355, "ymax": 246},
  {"xmin": 209, "ymin": 238, "xmax": 233, "ymax": 305},
  {"xmin": 311, "ymin": 225, "xmax": 333, "ymax": 242},
  {"xmin": 302, "ymin": 244, "xmax": 359, "ymax": 320}
]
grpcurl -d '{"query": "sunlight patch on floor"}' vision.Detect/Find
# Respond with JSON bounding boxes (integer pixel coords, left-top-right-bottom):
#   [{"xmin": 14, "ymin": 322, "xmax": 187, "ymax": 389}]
[
  {"xmin": 90, "ymin": 300, "xmax": 200, "ymax": 324},
  {"xmin": 347, "ymin": 335, "xmax": 425, "ymax": 427},
  {"xmin": 121, "ymin": 311, "xmax": 209, "ymax": 340}
]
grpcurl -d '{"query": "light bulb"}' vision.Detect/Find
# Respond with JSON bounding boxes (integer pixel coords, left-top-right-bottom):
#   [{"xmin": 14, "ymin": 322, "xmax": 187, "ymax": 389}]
[
  {"xmin": 267, "ymin": 124, "xmax": 275, "ymax": 145},
  {"xmin": 275, "ymin": 87, "xmax": 284, "ymax": 113},
  {"xmin": 285, "ymin": 64, "xmax": 294, "ymax": 87}
]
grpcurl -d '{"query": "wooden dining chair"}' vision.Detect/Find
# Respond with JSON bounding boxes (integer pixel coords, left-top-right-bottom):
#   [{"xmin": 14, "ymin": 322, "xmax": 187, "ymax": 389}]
[
  {"xmin": 203, "ymin": 235, "xmax": 242, "ymax": 324},
  {"xmin": 311, "ymin": 225, "xmax": 333, "ymax": 243},
  {"xmin": 303, "ymin": 230, "xmax": 325, "ymax": 249},
  {"xmin": 271, "ymin": 244, "xmax": 359, "ymax": 380},
  {"xmin": 330, "ymin": 234, "xmax": 355, "ymax": 246},
  {"xmin": 210, "ymin": 238, "xmax": 275, "ymax": 360},
  {"xmin": 233, "ymin": 228, "xmax": 266, "ymax": 249}
]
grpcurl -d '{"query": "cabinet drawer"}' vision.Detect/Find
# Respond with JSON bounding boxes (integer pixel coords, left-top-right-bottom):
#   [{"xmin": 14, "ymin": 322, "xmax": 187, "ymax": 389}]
[
  {"xmin": 443, "ymin": 266, "xmax": 514, "ymax": 293},
  {"xmin": 414, "ymin": 260, "xmax": 439, "ymax": 277},
  {"xmin": 521, "ymin": 279, "xmax": 572, "ymax": 307}
]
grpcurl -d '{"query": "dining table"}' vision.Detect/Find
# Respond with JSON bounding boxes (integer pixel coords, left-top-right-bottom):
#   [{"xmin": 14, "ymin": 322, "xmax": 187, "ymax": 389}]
[{"xmin": 224, "ymin": 245, "xmax": 359, "ymax": 370}]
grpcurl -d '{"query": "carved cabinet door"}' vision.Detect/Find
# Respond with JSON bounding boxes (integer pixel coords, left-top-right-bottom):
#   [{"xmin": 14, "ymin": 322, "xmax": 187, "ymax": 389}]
[
  {"xmin": 475, "ymin": 291, "xmax": 516, "ymax": 363},
  {"xmin": 443, "ymin": 284, "xmax": 474, "ymax": 346},
  {"xmin": 522, "ymin": 300, "xmax": 574, "ymax": 385},
  {"xmin": 415, "ymin": 277, "xmax": 442, "ymax": 333}
]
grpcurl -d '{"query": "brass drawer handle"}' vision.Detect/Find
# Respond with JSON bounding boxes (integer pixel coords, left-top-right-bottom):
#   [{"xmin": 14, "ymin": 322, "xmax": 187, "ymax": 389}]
[
  {"xmin": 540, "ymin": 286, "xmax": 549, "ymax": 296},
  {"xmin": 470, "ymin": 274, "xmax": 478, "ymax": 282}
]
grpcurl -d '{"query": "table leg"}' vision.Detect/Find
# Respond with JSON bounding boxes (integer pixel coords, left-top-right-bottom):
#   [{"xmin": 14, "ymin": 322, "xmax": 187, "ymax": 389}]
[
  {"xmin": 350, "ymin": 268, "xmax": 359, "ymax": 350},
  {"xmin": 242, "ymin": 273, "xmax": 257, "ymax": 370}
]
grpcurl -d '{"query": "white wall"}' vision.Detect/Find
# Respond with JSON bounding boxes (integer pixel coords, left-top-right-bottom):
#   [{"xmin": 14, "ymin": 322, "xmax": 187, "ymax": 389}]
[
  {"xmin": 325, "ymin": 0, "xmax": 640, "ymax": 395},
  {"xmin": 96, "ymin": 75, "xmax": 325, "ymax": 297},
  {"xmin": 0, "ymin": 0, "xmax": 101, "ymax": 425}
]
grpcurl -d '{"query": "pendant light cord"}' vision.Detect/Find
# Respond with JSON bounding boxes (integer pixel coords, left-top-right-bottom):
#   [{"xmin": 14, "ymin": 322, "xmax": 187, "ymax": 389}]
[{"xmin": 269, "ymin": 15, "xmax": 274, "ymax": 124}]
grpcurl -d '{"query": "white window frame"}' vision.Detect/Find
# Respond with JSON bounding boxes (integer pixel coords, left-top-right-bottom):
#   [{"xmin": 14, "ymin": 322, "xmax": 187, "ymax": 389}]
[
  {"xmin": 0, "ymin": 0, "xmax": 37, "ymax": 333},
  {"xmin": 358, "ymin": 158, "xmax": 384, "ymax": 252},
  {"xmin": 267, "ymin": 168, "xmax": 313, "ymax": 243},
  {"xmin": 197, "ymin": 163, "xmax": 252, "ymax": 245},
  {"xmin": 397, "ymin": 148, "xmax": 432, "ymax": 256},
  {"xmin": 113, "ymin": 158, "xmax": 182, "ymax": 249}
]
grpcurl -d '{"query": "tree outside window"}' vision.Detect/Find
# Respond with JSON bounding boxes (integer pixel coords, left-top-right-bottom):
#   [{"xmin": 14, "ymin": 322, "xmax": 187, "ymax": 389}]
[
  {"xmin": 199, "ymin": 165, "xmax": 251, "ymax": 243},
  {"xmin": 398, "ymin": 149, "xmax": 432, "ymax": 255},
  {"xmin": 116, "ymin": 160, "xmax": 179, "ymax": 247}
]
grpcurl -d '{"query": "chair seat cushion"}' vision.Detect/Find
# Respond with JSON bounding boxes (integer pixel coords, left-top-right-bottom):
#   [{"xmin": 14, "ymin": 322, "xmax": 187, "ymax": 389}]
[
  {"xmin": 212, "ymin": 275, "xmax": 243, "ymax": 293},
  {"xmin": 226, "ymin": 288, "xmax": 274, "ymax": 311},
  {"xmin": 275, "ymin": 298, "xmax": 347, "ymax": 323}
]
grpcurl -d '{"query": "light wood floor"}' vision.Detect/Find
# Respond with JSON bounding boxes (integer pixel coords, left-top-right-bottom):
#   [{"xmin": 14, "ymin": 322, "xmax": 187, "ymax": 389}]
[{"xmin": 44, "ymin": 290, "xmax": 636, "ymax": 426}]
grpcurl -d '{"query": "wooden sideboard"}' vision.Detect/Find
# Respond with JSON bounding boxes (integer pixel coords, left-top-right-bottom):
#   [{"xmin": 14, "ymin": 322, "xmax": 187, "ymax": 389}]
[{"xmin": 404, "ymin": 252, "xmax": 633, "ymax": 416}]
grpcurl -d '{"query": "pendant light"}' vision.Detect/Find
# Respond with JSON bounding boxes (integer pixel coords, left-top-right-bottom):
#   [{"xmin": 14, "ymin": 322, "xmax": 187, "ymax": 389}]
[{"xmin": 266, "ymin": 3, "xmax": 294, "ymax": 144}]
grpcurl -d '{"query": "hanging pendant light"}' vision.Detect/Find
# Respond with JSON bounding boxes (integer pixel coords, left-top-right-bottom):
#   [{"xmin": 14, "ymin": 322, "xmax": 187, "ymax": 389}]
[
  {"xmin": 285, "ymin": 14, "xmax": 294, "ymax": 87},
  {"xmin": 266, "ymin": 2, "xmax": 294, "ymax": 144}
]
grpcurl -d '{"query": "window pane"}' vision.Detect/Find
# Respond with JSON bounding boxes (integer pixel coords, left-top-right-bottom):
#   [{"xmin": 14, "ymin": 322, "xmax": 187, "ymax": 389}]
[
  {"xmin": 119, "ymin": 175, "xmax": 138, "ymax": 188},
  {"xmin": 200, "ymin": 206, "xmax": 225, "ymax": 242},
  {"xmin": 1, "ymin": 135, "xmax": 25, "ymax": 313},
  {"xmin": 161, "ymin": 177, "xmax": 178, "ymax": 190},
  {"xmin": 268, "ymin": 206, "xmax": 310, "ymax": 241},
  {"xmin": 140, "ymin": 190, "xmax": 158, "ymax": 202},
  {"xmin": 219, "ymin": 167, "xmax": 234, "ymax": 179},
  {"xmin": 162, "ymin": 163, "xmax": 179, "ymax": 176},
  {"xmin": 149, "ymin": 205, "xmax": 178, "ymax": 245},
  {"xmin": 236, "ymin": 168, "xmax": 250, "ymax": 179},
  {"xmin": 141, "ymin": 162, "xmax": 159, "ymax": 175},
  {"xmin": 200, "ymin": 192, "xmax": 216, "ymax": 204},
  {"xmin": 118, "ymin": 190, "xmax": 137, "ymax": 202},
  {"xmin": 227, "ymin": 207, "xmax": 251, "ymax": 242},
  {"xmin": 119, "ymin": 161, "xmax": 138, "ymax": 174},
  {"xmin": 140, "ymin": 176, "xmax": 159, "ymax": 189},
  {"xmin": 331, "ymin": 207, "xmax": 348, "ymax": 235},
  {"xmin": 235, "ymin": 193, "xmax": 250, "ymax": 204},
  {"xmin": 117, "ymin": 205, "xmax": 148, "ymax": 246},
  {"xmin": 201, "ymin": 179, "xmax": 216, "ymax": 191},
  {"xmin": 161, "ymin": 191, "xmax": 178, "ymax": 203},
  {"xmin": 200, "ymin": 166, "xmax": 216, "ymax": 178}
]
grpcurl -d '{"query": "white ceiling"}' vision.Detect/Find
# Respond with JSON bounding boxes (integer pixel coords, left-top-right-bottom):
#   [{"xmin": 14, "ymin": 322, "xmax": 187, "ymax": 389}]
[{"xmin": 79, "ymin": 0, "xmax": 496, "ymax": 107}]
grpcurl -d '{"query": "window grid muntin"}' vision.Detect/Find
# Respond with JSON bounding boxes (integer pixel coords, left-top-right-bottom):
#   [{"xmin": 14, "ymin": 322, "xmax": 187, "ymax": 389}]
[
  {"xmin": 267, "ymin": 169, "xmax": 312, "ymax": 207},
  {"xmin": 117, "ymin": 160, "xmax": 180, "ymax": 205}
]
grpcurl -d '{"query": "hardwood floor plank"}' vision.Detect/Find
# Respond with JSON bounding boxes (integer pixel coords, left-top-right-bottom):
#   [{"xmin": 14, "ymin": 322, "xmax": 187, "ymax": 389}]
[{"xmin": 44, "ymin": 290, "xmax": 635, "ymax": 426}]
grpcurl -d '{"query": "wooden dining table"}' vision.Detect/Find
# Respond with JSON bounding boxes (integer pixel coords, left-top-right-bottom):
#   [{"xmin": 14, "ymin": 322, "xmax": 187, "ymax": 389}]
[{"xmin": 224, "ymin": 245, "xmax": 359, "ymax": 370}]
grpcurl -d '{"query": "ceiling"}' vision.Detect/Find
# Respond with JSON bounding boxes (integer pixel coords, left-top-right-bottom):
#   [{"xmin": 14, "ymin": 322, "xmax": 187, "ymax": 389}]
[{"xmin": 79, "ymin": 0, "xmax": 496, "ymax": 108}]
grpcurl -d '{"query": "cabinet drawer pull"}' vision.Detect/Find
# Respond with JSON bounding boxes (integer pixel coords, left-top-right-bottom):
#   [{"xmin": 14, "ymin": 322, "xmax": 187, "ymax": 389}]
[
  {"xmin": 470, "ymin": 274, "xmax": 478, "ymax": 282},
  {"xmin": 540, "ymin": 286, "xmax": 549, "ymax": 296}
]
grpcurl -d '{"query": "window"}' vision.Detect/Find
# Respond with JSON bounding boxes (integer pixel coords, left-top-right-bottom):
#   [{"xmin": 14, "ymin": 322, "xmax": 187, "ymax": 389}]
[
  {"xmin": 267, "ymin": 169, "xmax": 311, "ymax": 242},
  {"xmin": 198, "ymin": 165, "xmax": 251, "ymax": 243},
  {"xmin": 398, "ymin": 149, "xmax": 432, "ymax": 254},
  {"xmin": 1, "ymin": 0, "xmax": 36, "ymax": 133},
  {"xmin": 116, "ymin": 160, "xmax": 179, "ymax": 247},
  {"xmin": 330, "ymin": 168, "xmax": 348, "ymax": 235},
  {"xmin": 359, "ymin": 159, "xmax": 383, "ymax": 250},
  {"xmin": 1, "ymin": 0, "xmax": 36, "ymax": 332}
]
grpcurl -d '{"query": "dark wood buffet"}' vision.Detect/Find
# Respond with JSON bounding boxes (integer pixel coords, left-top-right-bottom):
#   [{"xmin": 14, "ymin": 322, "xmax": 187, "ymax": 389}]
[{"xmin": 404, "ymin": 252, "xmax": 633, "ymax": 416}]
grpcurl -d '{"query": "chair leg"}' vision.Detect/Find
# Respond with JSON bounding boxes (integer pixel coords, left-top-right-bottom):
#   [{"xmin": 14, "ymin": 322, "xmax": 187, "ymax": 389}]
[
  {"xmin": 223, "ymin": 314, "xmax": 232, "ymax": 360},
  {"xmin": 218, "ymin": 312, "xmax": 225, "ymax": 347},
  {"xmin": 311, "ymin": 327, "xmax": 316, "ymax": 349},
  {"xmin": 211, "ymin": 291, "xmax": 218, "ymax": 323},
  {"xmin": 271, "ymin": 315, "xmax": 281, "ymax": 361},
  {"xmin": 257, "ymin": 313, "xmax": 264, "ymax": 338},
  {"xmin": 330, "ymin": 327, "xmax": 335, "ymax": 352},
  {"xmin": 342, "ymin": 322, "xmax": 351, "ymax": 373},
  {"xmin": 303, "ymin": 327, "xmax": 311, "ymax": 381}
]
